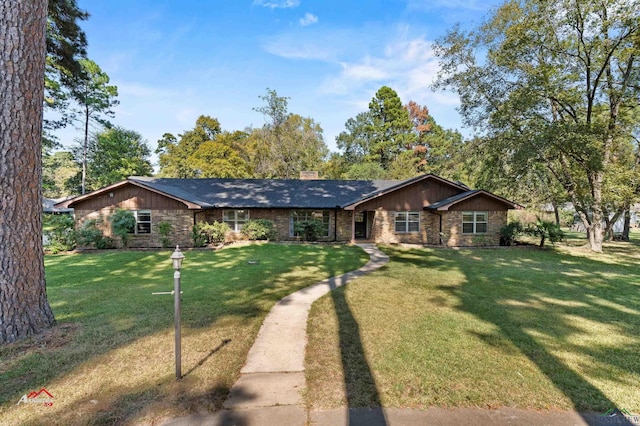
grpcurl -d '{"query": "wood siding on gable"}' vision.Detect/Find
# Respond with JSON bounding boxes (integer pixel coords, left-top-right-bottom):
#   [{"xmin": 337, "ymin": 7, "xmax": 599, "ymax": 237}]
[
  {"xmin": 448, "ymin": 195, "xmax": 510, "ymax": 212},
  {"xmin": 72, "ymin": 184, "xmax": 191, "ymax": 211},
  {"xmin": 355, "ymin": 178, "xmax": 462, "ymax": 212}
]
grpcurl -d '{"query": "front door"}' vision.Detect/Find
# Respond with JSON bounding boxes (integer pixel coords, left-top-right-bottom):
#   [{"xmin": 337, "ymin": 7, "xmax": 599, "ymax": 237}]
[{"xmin": 354, "ymin": 211, "xmax": 367, "ymax": 239}]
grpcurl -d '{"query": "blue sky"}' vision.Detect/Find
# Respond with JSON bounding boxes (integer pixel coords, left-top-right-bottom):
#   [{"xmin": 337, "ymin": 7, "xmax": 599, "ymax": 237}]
[{"xmin": 51, "ymin": 0, "xmax": 503, "ymax": 163}]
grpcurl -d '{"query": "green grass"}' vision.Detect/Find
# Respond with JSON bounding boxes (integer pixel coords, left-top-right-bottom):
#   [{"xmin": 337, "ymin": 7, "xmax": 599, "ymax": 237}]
[
  {"xmin": 306, "ymin": 232, "xmax": 640, "ymax": 412},
  {"xmin": 0, "ymin": 243, "xmax": 368, "ymax": 425}
]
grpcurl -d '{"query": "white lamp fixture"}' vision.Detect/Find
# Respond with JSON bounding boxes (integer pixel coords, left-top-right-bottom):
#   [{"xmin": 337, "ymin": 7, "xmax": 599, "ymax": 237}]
[{"xmin": 171, "ymin": 246, "xmax": 185, "ymax": 271}]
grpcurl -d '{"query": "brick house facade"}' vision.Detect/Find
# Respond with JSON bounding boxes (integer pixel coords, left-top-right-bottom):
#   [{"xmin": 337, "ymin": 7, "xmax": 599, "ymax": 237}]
[{"xmin": 57, "ymin": 174, "xmax": 519, "ymax": 248}]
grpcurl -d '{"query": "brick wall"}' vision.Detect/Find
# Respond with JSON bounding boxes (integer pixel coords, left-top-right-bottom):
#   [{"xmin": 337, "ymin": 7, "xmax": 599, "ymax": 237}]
[
  {"xmin": 199, "ymin": 209, "xmax": 351, "ymax": 242},
  {"xmin": 367, "ymin": 210, "xmax": 439, "ymax": 245},
  {"xmin": 441, "ymin": 211, "xmax": 506, "ymax": 247},
  {"xmin": 73, "ymin": 207, "xmax": 508, "ymax": 248},
  {"xmin": 74, "ymin": 208, "xmax": 193, "ymax": 249}
]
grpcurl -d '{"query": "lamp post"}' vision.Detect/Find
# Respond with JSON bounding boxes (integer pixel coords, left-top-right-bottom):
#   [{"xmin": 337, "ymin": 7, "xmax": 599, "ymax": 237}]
[{"xmin": 171, "ymin": 246, "xmax": 185, "ymax": 379}]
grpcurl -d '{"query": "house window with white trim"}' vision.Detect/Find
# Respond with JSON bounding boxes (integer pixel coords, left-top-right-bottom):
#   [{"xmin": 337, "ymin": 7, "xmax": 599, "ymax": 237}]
[
  {"xmin": 134, "ymin": 210, "xmax": 151, "ymax": 234},
  {"xmin": 462, "ymin": 211, "xmax": 487, "ymax": 234},
  {"xmin": 395, "ymin": 211, "xmax": 420, "ymax": 233},
  {"xmin": 223, "ymin": 210, "xmax": 249, "ymax": 232},
  {"xmin": 290, "ymin": 210, "xmax": 330, "ymax": 237}
]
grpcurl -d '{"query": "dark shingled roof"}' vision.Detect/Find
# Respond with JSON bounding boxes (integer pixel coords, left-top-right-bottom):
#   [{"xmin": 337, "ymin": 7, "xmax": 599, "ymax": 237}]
[{"xmin": 129, "ymin": 177, "xmax": 401, "ymax": 209}]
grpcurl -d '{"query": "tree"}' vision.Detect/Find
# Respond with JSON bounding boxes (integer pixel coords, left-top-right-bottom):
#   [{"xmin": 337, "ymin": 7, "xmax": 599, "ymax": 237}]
[
  {"xmin": 71, "ymin": 58, "xmax": 118, "ymax": 194},
  {"xmin": 156, "ymin": 116, "xmax": 223, "ymax": 178},
  {"xmin": 43, "ymin": 0, "xmax": 89, "ymax": 151},
  {"xmin": 42, "ymin": 151, "xmax": 81, "ymax": 197},
  {"xmin": 368, "ymin": 86, "xmax": 415, "ymax": 165},
  {"xmin": 403, "ymin": 101, "xmax": 466, "ymax": 180},
  {"xmin": 321, "ymin": 152, "xmax": 348, "ymax": 179},
  {"xmin": 249, "ymin": 89, "xmax": 328, "ymax": 178},
  {"xmin": 344, "ymin": 162, "xmax": 386, "ymax": 180},
  {"xmin": 0, "ymin": 0, "xmax": 56, "ymax": 343},
  {"xmin": 189, "ymin": 131, "xmax": 251, "ymax": 178},
  {"xmin": 85, "ymin": 126, "xmax": 153, "ymax": 190},
  {"xmin": 434, "ymin": 0, "xmax": 640, "ymax": 252},
  {"xmin": 336, "ymin": 86, "xmax": 415, "ymax": 173}
]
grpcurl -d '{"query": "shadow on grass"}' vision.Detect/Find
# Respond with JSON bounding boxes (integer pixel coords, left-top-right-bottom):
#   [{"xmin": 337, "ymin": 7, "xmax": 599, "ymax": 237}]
[
  {"xmin": 183, "ymin": 338, "xmax": 232, "ymax": 378},
  {"xmin": 0, "ymin": 243, "xmax": 368, "ymax": 424},
  {"xmin": 382, "ymin": 243, "xmax": 639, "ymax": 423},
  {"xmin": 319, "ymin": 246, "xmax": 390, "ymax": 426},
  {"xmin": 330, "ymin": 285, "xmax": 388, "ymax": 426}
]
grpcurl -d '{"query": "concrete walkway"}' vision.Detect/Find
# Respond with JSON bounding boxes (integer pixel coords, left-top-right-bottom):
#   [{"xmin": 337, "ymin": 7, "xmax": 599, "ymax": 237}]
[
  {"xmin": 161, "ymin": 244, "xmax": 612, "ymax": 426},
  {"xmin": 162, "ymin": 243, "xmax": 389, "ymax": 425}
]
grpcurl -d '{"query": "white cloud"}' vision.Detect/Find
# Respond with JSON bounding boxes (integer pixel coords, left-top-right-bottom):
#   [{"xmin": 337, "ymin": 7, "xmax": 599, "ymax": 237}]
[
  {"xmin": 262, "ymin": 28, "xmax": 362, "ymax": 61},
  {"xmin": 321, "ymin": 32, "xmax": 441, "ymax": 101},
  {"xmin": 299, "ymin": 13, "xmax": 318, "ymax": 27},
  {"xmin": 340, "ymin": 61, "xmax": 388, "ymax": 81},
  {"xmin": 253, "ymin": 0, "xmax": 300, "ymax": 9}
]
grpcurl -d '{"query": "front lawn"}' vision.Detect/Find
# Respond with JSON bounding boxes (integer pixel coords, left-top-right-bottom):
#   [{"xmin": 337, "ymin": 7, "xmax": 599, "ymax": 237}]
[
  {"xmin": 306, "ymin": 233, "xmax": 640, "ymax": 413},
  {"xmin": 0, "ymin": 243, "xmax": 368, "ymax": 425}
]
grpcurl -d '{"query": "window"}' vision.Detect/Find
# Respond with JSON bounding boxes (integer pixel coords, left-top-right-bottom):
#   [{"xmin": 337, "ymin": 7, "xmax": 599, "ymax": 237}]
[
  {"xmin": 395, "ymin": 211, "xmax": 420, "ymax": 233},
  {"xmin": 462, "ymin": 211, "xmax": 487, "ymax": 234},
  {"xmin": 290, "ymin": 210, "xmax": 330, "ymax": 237},
  {"xmin": 223, "ymin": 210, "xmax": 249, "ymax": 232},
  {"xmin": 134, "ymin": 210, "xmax": 151, "ymax": 234}
]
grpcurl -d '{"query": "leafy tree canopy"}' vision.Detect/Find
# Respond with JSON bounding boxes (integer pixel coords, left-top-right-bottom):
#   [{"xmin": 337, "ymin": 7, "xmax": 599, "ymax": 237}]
[
  {"xmin": 42, "ymin": 151, "xmax": 80, "ymax": 198},
  {"xmin": 84, "ymin": 126, "xmax": 153, "ymax": 191},
  {"xmin": 156, "ymin": 115, "xmax": 229, "ymax": 178},
  {"xmin": 43, "ymin": 0, "xmax": 89, "ymax": 149},
  {"xmin": 337, "ymin": 86, "xmax": 414, "ymax": 169},
  {"xmin": 335, "ymin": 87, "xmax": 467, "ymax": 180},
  {"xmin": 247, "ymin": 88, "xmax": 328, "ymax": 178},
  {"xmin": 434, "ymin": 0, "xmax": 640, "ymax": 251}
]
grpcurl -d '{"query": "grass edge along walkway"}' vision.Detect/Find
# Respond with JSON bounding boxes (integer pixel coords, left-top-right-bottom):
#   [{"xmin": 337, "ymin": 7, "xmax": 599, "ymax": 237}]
[
  {"xmin": 306, "ymin": 240, "xmax": 640, "ymax": 418},
  {"xmin": 163, "ymin": 244, "xmax": 389, "ymax": 426},
  {"xmin": 1, "ymin": 243, "xmax": 369, "ymax": 426}
]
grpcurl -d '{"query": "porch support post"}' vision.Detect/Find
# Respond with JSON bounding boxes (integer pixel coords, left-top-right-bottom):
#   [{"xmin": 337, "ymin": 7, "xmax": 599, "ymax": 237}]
[{"xmin": 351, "ymin": 210, "xmax": 356, "ymax": 243}]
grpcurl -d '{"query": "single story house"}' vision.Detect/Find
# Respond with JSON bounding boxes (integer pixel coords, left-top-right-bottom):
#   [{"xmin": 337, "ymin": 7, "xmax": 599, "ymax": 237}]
[{"xmin": 55, "ymin": 173, "xmax": 520, "ymax": 248}]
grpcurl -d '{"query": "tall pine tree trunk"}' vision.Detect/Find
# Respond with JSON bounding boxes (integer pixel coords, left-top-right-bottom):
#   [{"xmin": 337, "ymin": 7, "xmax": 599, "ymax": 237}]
[{"xmin": 0, "ymin": 0, "xmax": 55, "ymax": 344}]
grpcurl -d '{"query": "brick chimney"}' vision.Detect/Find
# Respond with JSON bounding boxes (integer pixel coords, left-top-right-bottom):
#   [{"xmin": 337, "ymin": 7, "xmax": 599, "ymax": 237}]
[{"xmin": 300, "ymin": 171, "xmax": 319, "ymax": 180}]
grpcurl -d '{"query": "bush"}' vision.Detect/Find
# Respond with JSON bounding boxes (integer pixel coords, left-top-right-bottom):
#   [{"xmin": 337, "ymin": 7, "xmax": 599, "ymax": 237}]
[
  {"xmin": 110, "ymin": 209, "xmax": 136, "ymax": 248},
  {"xmin": 241, "ymin": 219, "xmax": 276, "ymax": 240},
  {"xmin": 201, "ymin": 221, "xmax": 230, "ymax": 245},
  {"xmin": 95, "ymin": 236, "xmax": 115, "ymax": 250},
  {"xmin": 158, "ymin": 221, "xmax": 173, "ymax": 248},
  {"xmin": 500, "ymin": 221, "xmax": 523, "ymax": 246},
  {"xmin": 525, "ymin": 218, "xmax": 565, "ymax": 247},
  {"xmin": 293, "ymin": 220, "xmax": 325, "ymax": 242},
  {"xmin": 43, "ymin": 214, "xmax": 76, "ymax": 253},
  {"xmin": 191, "ymin": 224, "xmax": 207, "ymax": 247},
  {"xmin": 77, "ymin": 219, "xmax": 114, "ymax": 249}
]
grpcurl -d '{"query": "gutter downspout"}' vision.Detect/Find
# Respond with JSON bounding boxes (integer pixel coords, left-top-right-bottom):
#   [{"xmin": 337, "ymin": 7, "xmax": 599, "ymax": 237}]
[{"xmin": 334, "ymin": 207, "xmax": 339, "ymax": 242}]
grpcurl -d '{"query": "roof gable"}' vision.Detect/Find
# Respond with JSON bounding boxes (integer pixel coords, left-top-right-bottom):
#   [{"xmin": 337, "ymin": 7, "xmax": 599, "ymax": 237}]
[
  {"xmin": 342, "ymin": 173, "xmax": 469, "ymax": 210},
  {"xmin": 55, "ymin": 180, "xmax": 203, "ymax": 209},
  {"xmin": 426, "ymin": 190, "xmax": 521, "ymax": 211}
]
